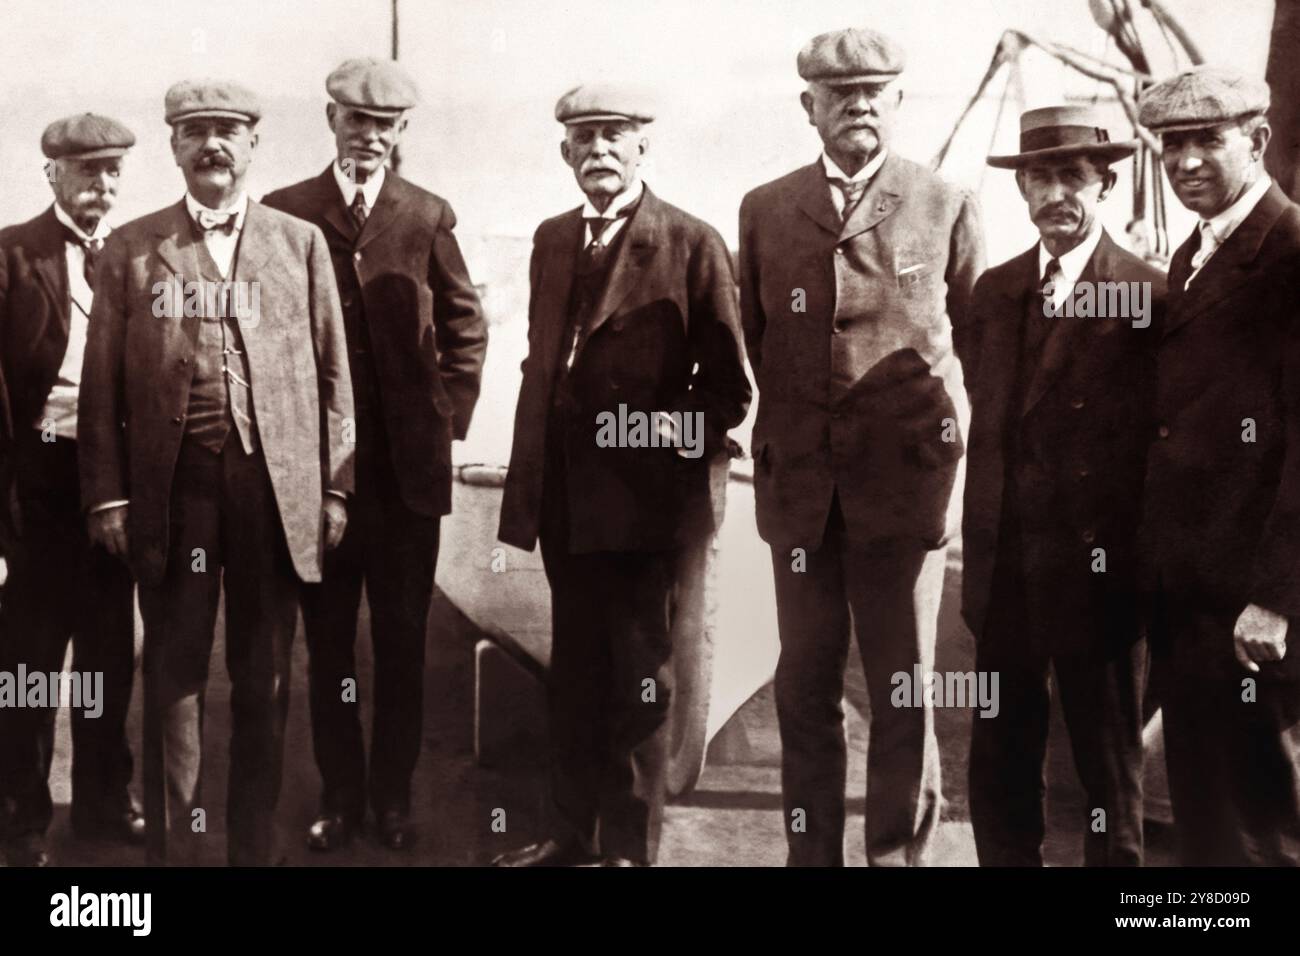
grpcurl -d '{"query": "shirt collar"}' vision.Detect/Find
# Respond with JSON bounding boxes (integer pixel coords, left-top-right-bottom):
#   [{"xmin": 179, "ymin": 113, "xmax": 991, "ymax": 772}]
[
  {"xmin": 52, "ymin": 202, "xmax": 110, "ymax": 242},
  {"xmin": 1201, "ymin": 174, "xmax": 1271, "ymax": 246},
  {"xmin": 333, "ymin": 161, "xmax": 386, "ymax": 208},
  {"xmin": 581, "ymin": 177, "xmax": 644, "ymax": 220},
  {"xmin": 1039, "ymin": 222, "xmax": 1105, "ymax": 285},
  {"xmin": 185, "ymin": 191, "xmax": 249, "ymax": 229},
  {"xmin": 822, "ymin": 149, "xmax": 888, "ymax": 184}
]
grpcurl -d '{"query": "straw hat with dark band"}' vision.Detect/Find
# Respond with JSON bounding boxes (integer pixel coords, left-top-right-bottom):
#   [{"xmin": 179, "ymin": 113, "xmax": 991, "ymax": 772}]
[{"xmin": 987, "ymin": 105, "xmax": 1138, "ymax": 169}]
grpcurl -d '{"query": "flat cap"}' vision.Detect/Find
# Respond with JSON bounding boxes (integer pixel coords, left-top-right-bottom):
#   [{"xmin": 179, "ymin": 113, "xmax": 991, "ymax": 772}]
[
  {"xmin": 164, "ymin": 79, "xmax": 262, "ymax": 125},
  {"xmin": 327, "ymin": 57, "xmax": 419, "ymax": 117},
  {"xmin": 41, "ymin": 113, "xmax": 135, "ymax": 160},
  {"xmin": 798, "ymin": 27, "xmax": 906, "ymax": 85},
  {"xmin": 554, "ymin": 83, "xmax": 655, "ymax": 125},
  {"xmin": 1139, "ymin": 65, "xmax": 1270, "ymax": 134}
]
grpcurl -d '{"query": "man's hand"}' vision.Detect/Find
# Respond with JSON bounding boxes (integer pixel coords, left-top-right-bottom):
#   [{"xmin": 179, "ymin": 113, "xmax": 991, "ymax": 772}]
[
  {"xmin": 1233, "ymin": 602, "xmax": 1289, "ymax": 673},
  {"xmin": 322, "ymin": 495, "xmax": 348, "ymax": 551},
  {"xmin": 87, "ymin": 504, "xmax": 129, "ymax": 559}
]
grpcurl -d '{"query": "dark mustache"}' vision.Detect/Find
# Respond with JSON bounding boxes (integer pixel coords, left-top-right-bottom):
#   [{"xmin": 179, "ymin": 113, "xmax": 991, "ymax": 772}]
[
  {"xmin": 1034, "ymin": 204, "xmax": 1078, "ymax": 220},
  {"xmin": 197, "ymin": 153, "xmax": 234, "ymax": 168}
]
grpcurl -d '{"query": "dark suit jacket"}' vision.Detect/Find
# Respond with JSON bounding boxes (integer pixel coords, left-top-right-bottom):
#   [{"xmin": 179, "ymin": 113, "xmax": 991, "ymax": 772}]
[
  {"xmin": 261, "ymin": 168, "xmax": 487, "ymax": 517},
  {"xmin": 1140, "ymin": 183, "xmax": 1300, "ymax": 643},
  {"xmin": 0, "ymin": 206, "xmax": 77, "ymax": 549},
  {"xmin": 78, "ymin": 199, "xmax": 355, "ymax": 586},
  {"xmin": 497, "ymin": 186, "xmax": 750, "ymax": 553},
  {"xmin": 739, "ymin": 154, "xmax": 984, "ymax": 551},
  {"xmin": 961, "ymin": 230, "xmax": 1165, "ymax": 649}
]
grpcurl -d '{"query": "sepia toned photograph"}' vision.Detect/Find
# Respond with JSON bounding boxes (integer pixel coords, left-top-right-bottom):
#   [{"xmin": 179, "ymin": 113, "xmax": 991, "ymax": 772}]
[{"xmin": 0, "ymin": 0, "xmax": 1297, "ymax": 936}]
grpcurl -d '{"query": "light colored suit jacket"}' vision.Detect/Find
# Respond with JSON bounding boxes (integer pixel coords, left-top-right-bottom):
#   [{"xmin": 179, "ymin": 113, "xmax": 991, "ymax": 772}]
[
  {"xmin": 739, "ymin": 153, "xmax": 984, "ymax": 550},
  {"xmin": 78, "ymin": 198, "xmax": 355, "ymax": 586}
]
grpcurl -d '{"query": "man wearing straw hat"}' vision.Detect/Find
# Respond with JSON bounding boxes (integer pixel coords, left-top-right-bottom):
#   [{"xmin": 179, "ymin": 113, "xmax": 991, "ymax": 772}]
[{"xmin": 963, "ymin": 105, "xmax": 1165, "ymax": 866}]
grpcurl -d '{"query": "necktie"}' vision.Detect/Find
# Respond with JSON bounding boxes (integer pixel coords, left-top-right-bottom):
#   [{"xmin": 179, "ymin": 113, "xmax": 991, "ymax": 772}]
[
  {"xmin": 828, "ymin": 177, "xmax": 869, "ymax": 220},
  {"xmin": 1190, "ymin": 220, "xmax": 1218, "ymax": 273},
  {"xmin": 195, "ymin": 208, "xmax": 237, "ymax": 235},
  {"xmin": 581, "ymin": 206, "xmax": 633, "ymax": 268},
  {"xmin": 1039, "ymin": 257, "xmax": 1062, "ymax": 309},
  {"xmin": 351, "ymin": 191, "xmax": 369, "ymax": 229}
]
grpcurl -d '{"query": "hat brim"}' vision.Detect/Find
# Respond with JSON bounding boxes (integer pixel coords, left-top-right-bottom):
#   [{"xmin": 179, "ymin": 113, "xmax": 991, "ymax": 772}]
[
  {"xmin": 167, "ymin": 109, "xmax": 259, "ymax": 125},
  {"xmin": 806, "ymin": 72, "xmax": 901, "ymax": 86},
  {"xmin": 62, "ymin": 147, "xmax": 131, "ymax": 160},
  {"xmin": 335, "ymin": 102, "xmax": 410, "ymax": 119},
  {"xmin": 560, "ymin": 113, "xmax": 653, "ymax": 125},
  {"xmin": 986, "ymin": 140, "xmax": 1138, "ymax": 169}
]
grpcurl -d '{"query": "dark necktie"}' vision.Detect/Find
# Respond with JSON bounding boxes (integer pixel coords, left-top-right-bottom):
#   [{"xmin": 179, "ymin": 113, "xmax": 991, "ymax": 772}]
[
  {"xmin": 828, "ymin": 177, "xmax": 869, "ymax": 220},
  {"xmin": 582, "ymin": 205, "xmax": 635, "ymax": 268},
  {"xmin": 62, "ymin": 226, "xmax": 103, "ymax": 286},
  {"xmin": 351, "ymin": 191, "xmax": 369, "ymax": 229},
  {"xmin": 1025, "ymin": 257, "xmax": 1062, "ymax": 364}
]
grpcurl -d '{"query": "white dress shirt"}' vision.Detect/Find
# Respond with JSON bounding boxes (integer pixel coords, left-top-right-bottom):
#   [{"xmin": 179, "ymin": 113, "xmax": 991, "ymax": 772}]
[
  {"xmin": 332, "ymin": 160, "xmax": 386, "ymax": 212},
  {"xmin": 822, "ymin": 149, "xmax": 888, "ymax": 217},
  {"xmin": 1186, "ymin": 174, "xmax": 1272, "ymax": 288},
  {"xmin": 581, "ymin": 177, "xmax": 644, "ymax": 248},
  {"xmin": 39, "ymin": 203, "xmax": 109, "ymax": 440},
  {"xmin": 1038, "ymin": 222, "xmax": 1104, "ymax": 312},
  {"xmin": 185, "ymin": 191, "xmax": 249, "ymax": 278}
]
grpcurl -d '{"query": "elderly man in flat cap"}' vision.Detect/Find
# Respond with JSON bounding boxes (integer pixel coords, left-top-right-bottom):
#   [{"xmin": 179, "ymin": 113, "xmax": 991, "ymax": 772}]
[
  {"xmin": 0, "ymin": 113, "xmax": 143, "ymax": 867},
  {"xmin": 78, "ymin": 80, "xmax": 354, "ymax": 865},
  {"xmin": 739, "ymin": 27, "xmax": 984, "ymax": 867},
  {"xmin": 962, "ymin": 106, "xmax": 1165, "ymax": 867},
  {"xmin": 494, "ymin": 84, "xmax": 750, "ymax": 867},
  {"xmin": 262, "ymin": 57, "xmax": 486, "ymax": 852},
  {"xmin": 1137, "ymin": 65, "xmax": 1300, "ymax": 865}
]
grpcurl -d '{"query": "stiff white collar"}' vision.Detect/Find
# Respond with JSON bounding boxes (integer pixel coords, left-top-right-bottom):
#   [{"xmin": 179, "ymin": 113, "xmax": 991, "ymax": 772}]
[
  {"xmin": 333, "ymin": 161, "xmax": 386, "ymax": 209},
  {"xmin": 185, "ymin": 191, "xmax": 249, "ymax": 228},
  {"xmin": 1200, "ymin": 174, "xmax": 1271, "ymax": 248},
  {"xmin": 52, "ymin": 201, "xmax": 110, "ymax": 242},
  {"xmin": 822, "ymin": 149, "xmax": 888, "ymax": 184},
  {"xmin": 1038, "ymin": 222, "xmax": 1104, "ymax": 286},
  {"xmin": 581, "ymin": 177, "xmax": 643, "ymax": 220}
]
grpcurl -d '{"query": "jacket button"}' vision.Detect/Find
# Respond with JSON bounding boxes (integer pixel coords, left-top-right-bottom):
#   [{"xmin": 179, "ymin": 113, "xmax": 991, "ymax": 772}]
[
  {"xmin": 1077, "ymin": 468, "xmax": 1090, "ymax": 479},
  {"xmin": 353, "ymin": 251, "xmax": 362, "ymax": 262},
  {"xmin": 342, "ymin": 296, "xmax": 354, "ymax": 308},
  {"xmin": 1070, "ymin": 397, "xmax": 1085, "ymax": 410},
  {"xmin": 171, "ymin": 415, "xmax": 184, "ymax": 425},
  {"xmin": 178, "ymin": 357, "xmax": 188, "ymax": 366},
  {"xmin": 1081, "ymin": 529, "xmax": 1096, "ymax": 544},
  {"xmin": 834, "ymin": 246, "xmax": 846, "ymax": 256},
  {"xmin": 1157, "ymin": 424, "xmax": 1170, "ymax": 439}
]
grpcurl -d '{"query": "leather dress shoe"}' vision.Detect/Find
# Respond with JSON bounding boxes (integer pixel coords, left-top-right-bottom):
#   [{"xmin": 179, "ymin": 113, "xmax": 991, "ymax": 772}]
[
  {"xmin": 71, "ymin": 805, "xmax": 146, "ymax": 845},
  {"xmin": 376, "ymin": 810, "xmax": 415, "ymax": 851},
  {"xmin": 5, "ymin": 831, "xmax": 49, "ymax": 867},
  {"xmin": 307, "ymin": 812, "xmax": 358, "ymax": 852},
  {"xmin": 492, "ymin": 837, "xmax": 597, "ymax": 867}
]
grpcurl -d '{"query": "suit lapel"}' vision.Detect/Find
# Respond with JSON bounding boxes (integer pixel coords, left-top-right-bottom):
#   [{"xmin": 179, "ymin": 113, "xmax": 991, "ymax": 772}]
[
  {"xmin": 313, "ymin": 166, "xmax": 358, "ymax": 244},
  {"xmin": 582, "ymin": 186, "xmax": 662, "ymax": 346},
  {"xmin": 1022, "ymin": 232, "xmax": 1119, "ymax": 415},
  {"xmin": 31, "ymin": 208, "xmax": 70, "ymax": 333},
  {"xmin": 355, "ymin": 172, "xmax": 400, "ymax": 251},
  {"xmin": 980, "ymin": 248, "xmax": 1037, "ymax": 425},
  {"xmin": 232, "ymin": 201, "xmax": 275, "ymax": 281},
  {"xmin": 538, "ymin": 210, "xmax": 584, "ymax": 375},
  {"xmin": 152, "ymin": 201, "xmax": 205, "ymax": 354},
  {"xmin": 838, "ymin": 153, "xmax": 903, "ymax": 244},
  {"xmin": 1166, "ymin": 183, "xmax": 1290, "ymax": 335},
  {"xmin": 794, "ymin": 159, "xmax": 842, "ymax": 237}
]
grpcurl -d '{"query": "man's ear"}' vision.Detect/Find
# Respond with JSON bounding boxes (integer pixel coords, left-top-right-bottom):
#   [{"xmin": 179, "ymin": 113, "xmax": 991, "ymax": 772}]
[
  {"xmin": 326, "ymin": 102, "xmax": 338, "ymax": 132},
  {"xmin": 637, "ymin": 134, "xmax": 650, "ymax": 159},
  {"xmin": 169, "ymin": 129, "xmax": 182, "ymax": 166},
  {"xmin": 1251, "ymin": 120, "xmax": 1272, "ymax": 161},
  {"xmin": 560, "ymin": 139, "xmax": 573, "ymax": 168},
  {"xmin": 800, "ymin": 90, "xmax": 816, "ymax": 127},
  {"xmin": 1014, "ymin": 169, "xmax": 1029, "ymax": 201},
  {"xmin": 1099, "ymin": 168, "xmax": 1118, "ymax": 201}
]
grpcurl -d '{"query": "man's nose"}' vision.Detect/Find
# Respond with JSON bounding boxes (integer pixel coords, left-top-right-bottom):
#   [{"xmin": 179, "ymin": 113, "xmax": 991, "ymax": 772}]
[
  {"xmin": 589, "ymin": 136, "xmax": 612, "ymax": 155},
  {"xmin": 1176, "ymin": 149, "xmax": 1203, "ymax": 172}
]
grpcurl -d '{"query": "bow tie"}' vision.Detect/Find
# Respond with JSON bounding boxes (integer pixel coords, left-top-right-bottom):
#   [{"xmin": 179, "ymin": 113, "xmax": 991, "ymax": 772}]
[{"xmin": 195, "ymin": 208, "xmax": 239, "ymax": 235}]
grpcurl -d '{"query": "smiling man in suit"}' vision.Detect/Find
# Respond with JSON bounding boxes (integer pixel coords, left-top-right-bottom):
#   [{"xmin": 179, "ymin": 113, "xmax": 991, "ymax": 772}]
[
  {"xmin": 262, "ymin": 57, "xmax": 487, "ymax": 852},
  {"xmin": 78, "ymin": 80, "xmax": 354, "ymax": 866},
  {"xmin": 494, "ymin": 84, "xmax": 750, "ymax": 867},
  {"xmin": 0, "ymin": 114, "xmax": 143, "ymax": 867},
  {"xmin": 1138, "ymin": 66, "xmax": 1300, "ymax": 865},
  {"xmin": 962, "ymin": 106, "xmax": 1164, "ymax": 867},
  {"xmin": 739, "ymin": 27, "xmax": 983, "ymax": 866}
]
